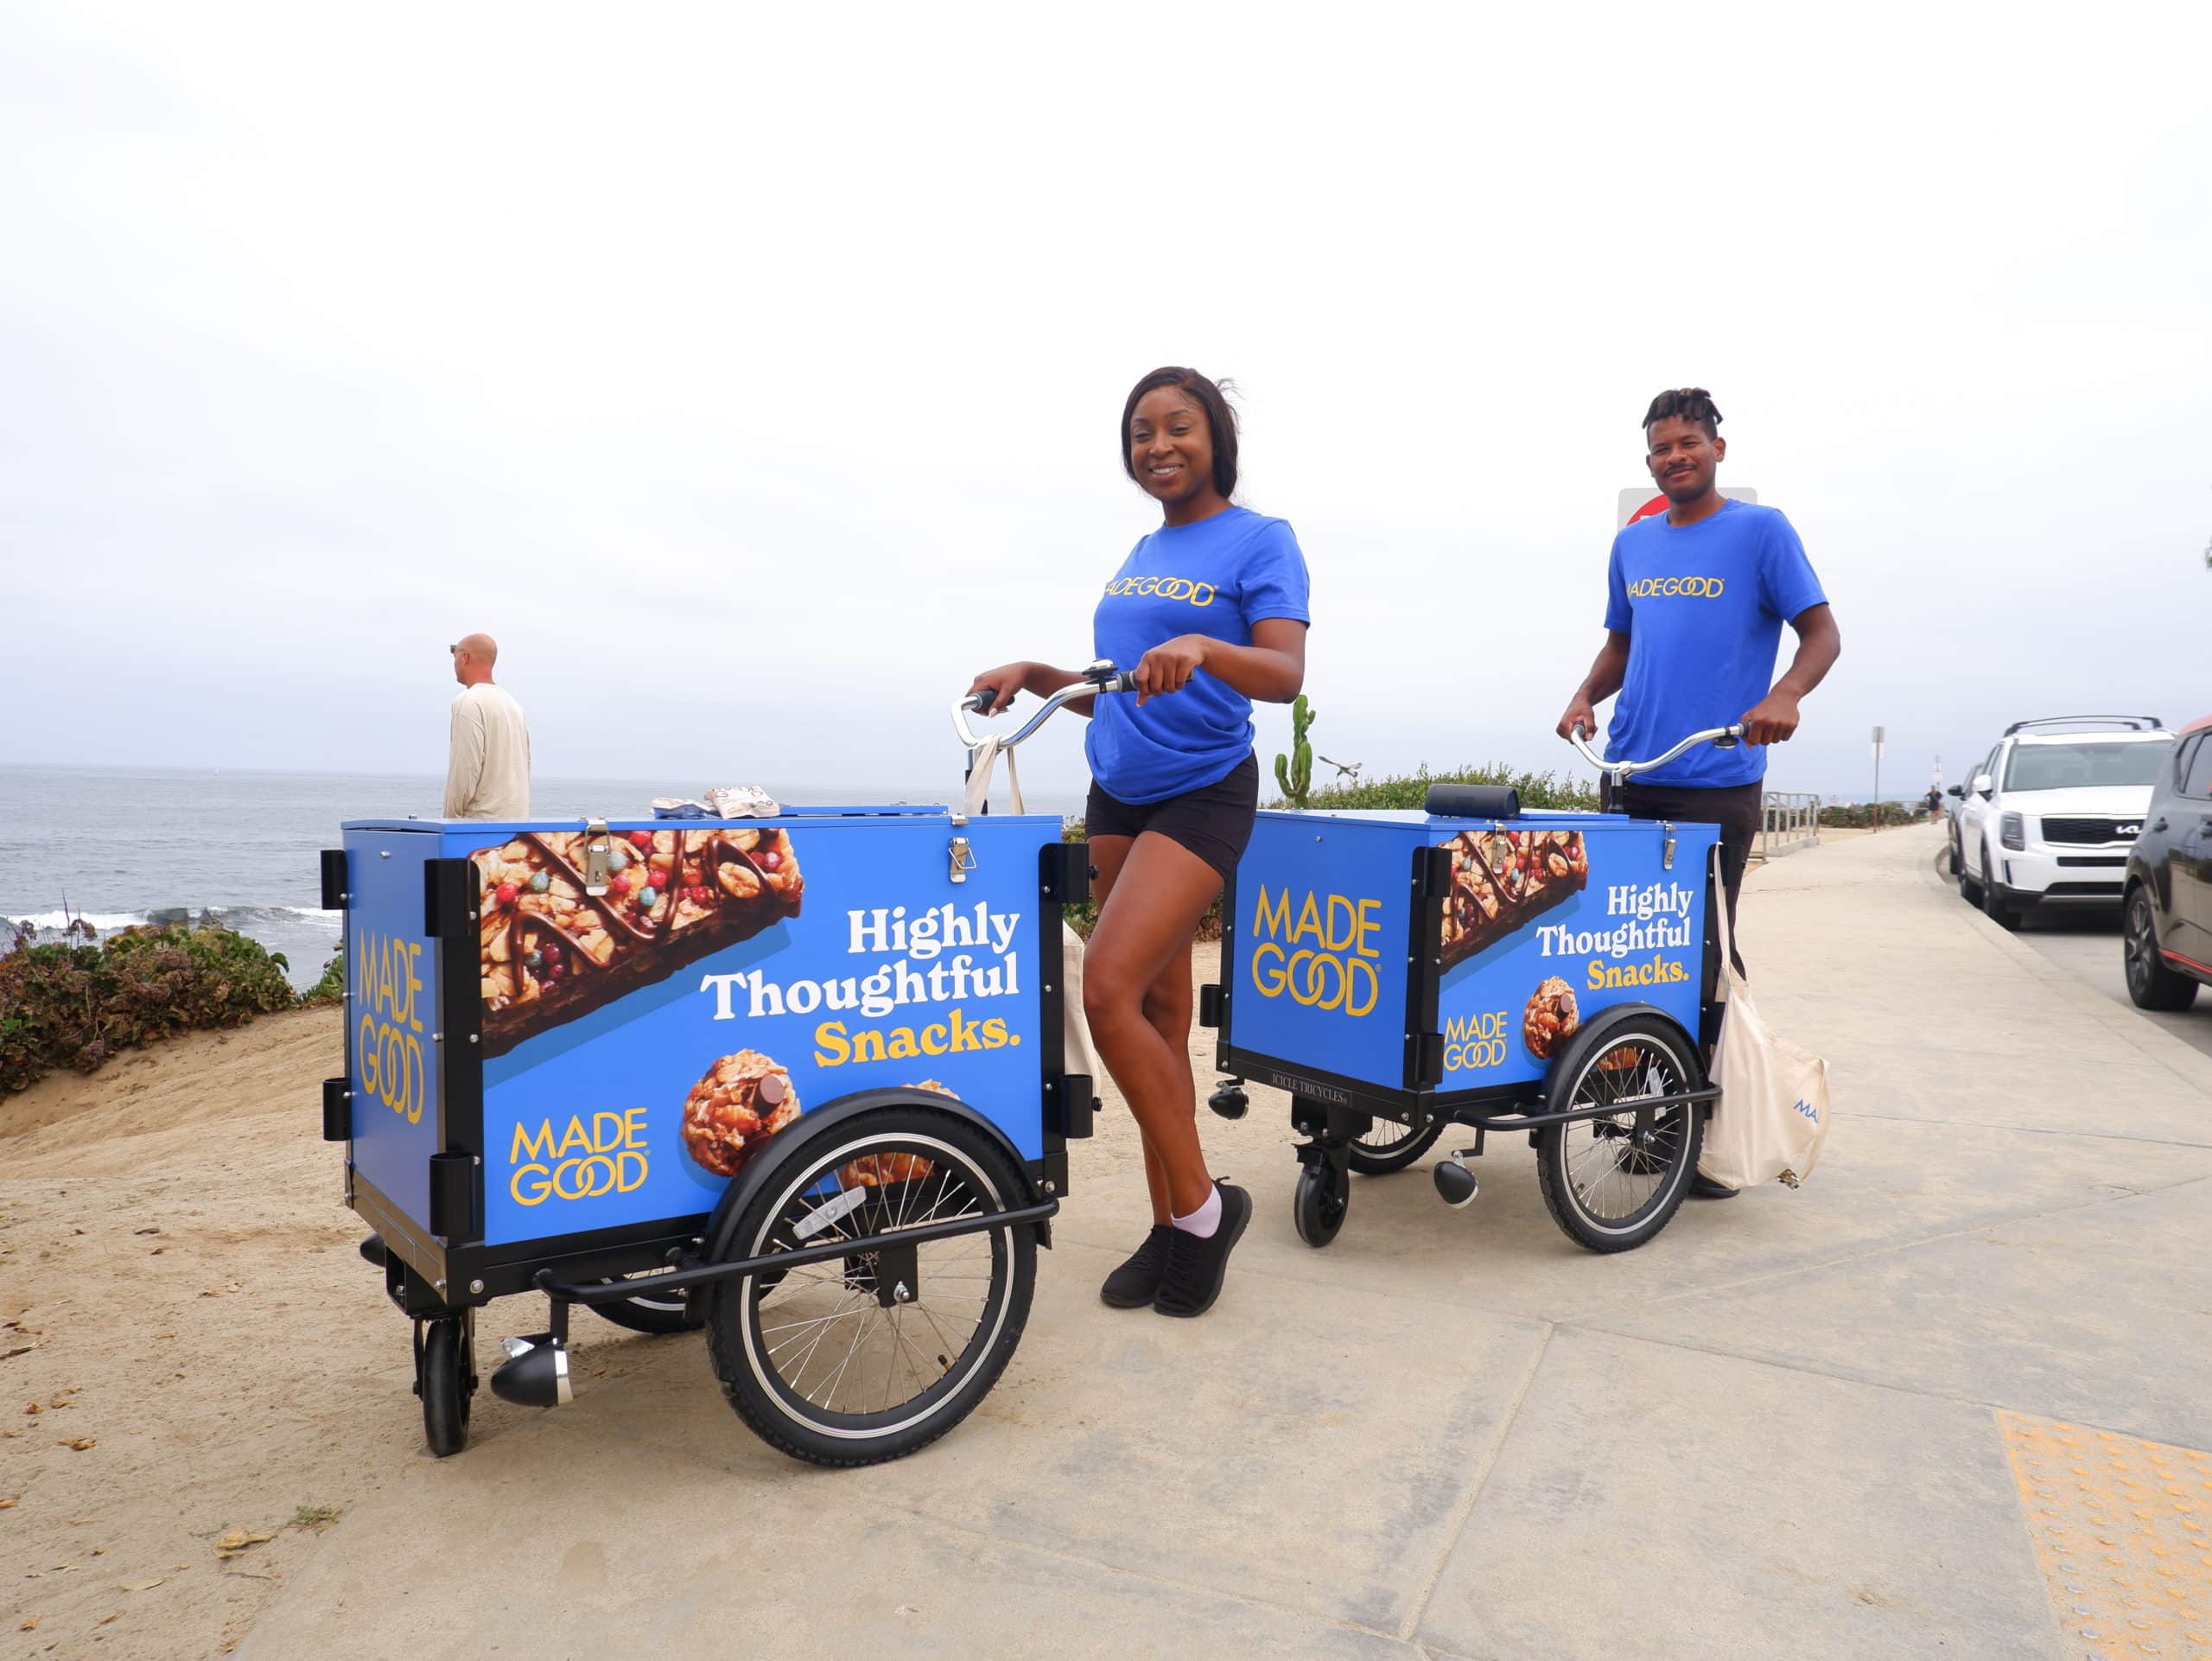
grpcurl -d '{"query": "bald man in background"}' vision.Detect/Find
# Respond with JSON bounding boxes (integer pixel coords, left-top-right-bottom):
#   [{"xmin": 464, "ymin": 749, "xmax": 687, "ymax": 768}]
[{"xmin": 443, "ymin": 633, "xmax": 531, "ymax": 818}]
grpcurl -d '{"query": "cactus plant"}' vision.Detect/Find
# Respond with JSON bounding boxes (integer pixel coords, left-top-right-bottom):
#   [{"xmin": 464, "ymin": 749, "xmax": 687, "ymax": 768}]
[{"xmin": 1274, "ymin": 694, "xmax": 1316, "ymax": 809}]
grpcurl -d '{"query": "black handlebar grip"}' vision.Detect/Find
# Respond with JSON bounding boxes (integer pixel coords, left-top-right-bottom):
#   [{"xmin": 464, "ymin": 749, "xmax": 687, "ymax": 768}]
[
  {"xmin": 1425, "ymin": 784, "xmax": 1522, "ymax": 819},
  {"xmin": 966, "ymin": 687, "xmax": 997, "ymax": 713},
  {"xmin": 1110, "ymin": 671, "xmax": 1137, "ymax": 693}
]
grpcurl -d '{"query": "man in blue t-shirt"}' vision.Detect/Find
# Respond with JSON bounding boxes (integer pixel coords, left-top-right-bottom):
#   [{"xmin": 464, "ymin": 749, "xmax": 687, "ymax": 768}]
[{"xmin": 1557, "ymin": 388, "xmax": 1840, "ymax": 1191}]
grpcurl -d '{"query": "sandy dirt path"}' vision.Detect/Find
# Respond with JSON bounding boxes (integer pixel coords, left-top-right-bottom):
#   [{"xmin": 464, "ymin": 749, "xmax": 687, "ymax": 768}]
[{"xmin": 1, "ymin": 950, "xmax": 1211, "ymax": 1660}]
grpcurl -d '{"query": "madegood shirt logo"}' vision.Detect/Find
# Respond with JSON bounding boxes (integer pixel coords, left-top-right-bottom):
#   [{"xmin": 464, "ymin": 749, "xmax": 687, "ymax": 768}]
[
  {"xmin": 1103, "ymin": 575, "xmax": 1216, "ymax": 606},
  {"xmin": 1625, "ymin": 576, "xmax": 1726, "ymax": 598}
]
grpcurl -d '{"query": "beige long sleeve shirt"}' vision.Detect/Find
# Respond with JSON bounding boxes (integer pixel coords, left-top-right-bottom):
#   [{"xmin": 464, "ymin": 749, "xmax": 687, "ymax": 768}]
[{"xmin": 444, "ymin": 682, "xmax": 532, "ymax": 819}]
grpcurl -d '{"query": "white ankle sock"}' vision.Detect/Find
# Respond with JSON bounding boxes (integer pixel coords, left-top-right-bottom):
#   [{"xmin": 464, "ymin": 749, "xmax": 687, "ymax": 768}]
[{"xmin": 1172, "ymin": 1184, "xmax": 1222, "ymax": 1239}]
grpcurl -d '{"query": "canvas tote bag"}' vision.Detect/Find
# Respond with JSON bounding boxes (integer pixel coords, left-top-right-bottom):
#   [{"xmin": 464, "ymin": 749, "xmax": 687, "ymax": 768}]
[
  {"xmin": 962, "ymin": 738, "xmax": 1102, "ymax": 1085},
  {"xmin": 1698, "ymin": 848, "xmax": 1832, "ymax": 1189}
]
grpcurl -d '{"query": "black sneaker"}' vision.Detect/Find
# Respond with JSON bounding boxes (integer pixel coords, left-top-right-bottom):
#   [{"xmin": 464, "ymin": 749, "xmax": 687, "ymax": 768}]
[
  {"xmin": 1153, "ymin": 1182, "xmax": 1253, "ymax": 1319},
  {"xmin": 1100, "ymin": 1225, "xmax": 1175, "ymax": 1308},
  {"xmin": 1688, "ymin": 1173, "xmax": 1740, "ymax": 1200}
]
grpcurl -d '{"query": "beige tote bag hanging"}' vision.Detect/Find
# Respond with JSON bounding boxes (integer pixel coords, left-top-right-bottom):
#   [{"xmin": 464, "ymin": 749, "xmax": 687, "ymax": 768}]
[
  {"xmin": 962, "ymin": 739, "xmax": 1102, "ymax": 1085},
  {"xmin": 1698, "ymin": 848, "xmax": 1832, "ymax": 1189}
]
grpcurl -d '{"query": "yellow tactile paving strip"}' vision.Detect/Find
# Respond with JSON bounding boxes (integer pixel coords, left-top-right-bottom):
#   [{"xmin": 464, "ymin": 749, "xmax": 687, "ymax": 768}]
[{"xmin": 2001, "ymin": 1410, "xmax": 2212, "ymax": 1660}]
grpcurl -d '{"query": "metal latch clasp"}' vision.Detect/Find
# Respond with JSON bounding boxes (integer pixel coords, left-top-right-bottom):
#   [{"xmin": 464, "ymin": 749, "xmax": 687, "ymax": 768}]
[
  {"xmin": 948, "ymin": 836, "xmax": 976, "ymax": 884},
  {"xmin": 1661, "ymin": 820, "xmax": 1676, "ymax": 870},
  {"xmin": 582, "ymin": 819, "xmax": 613, "ymax": 894}
]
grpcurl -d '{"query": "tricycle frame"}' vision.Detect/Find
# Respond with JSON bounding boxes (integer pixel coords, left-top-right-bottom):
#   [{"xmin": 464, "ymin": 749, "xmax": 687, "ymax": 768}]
[
  {"xmin": 332, "ymin": 836, "xmax": 1093, "ymax": 1324},
  {"xmin": 1205, "ymin": 830, "xmax": 1729, "ymax": 1141}
]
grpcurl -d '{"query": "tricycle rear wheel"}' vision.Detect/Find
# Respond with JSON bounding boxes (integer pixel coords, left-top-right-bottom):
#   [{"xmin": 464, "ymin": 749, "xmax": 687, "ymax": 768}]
[
  {"xmin": 1535, "ymin": 1021, "xmax": 1704, "ymax": 1253},
  {"xmin": 706, "ymin": 1105, "xmax": 1036, "ymax": 1467}
]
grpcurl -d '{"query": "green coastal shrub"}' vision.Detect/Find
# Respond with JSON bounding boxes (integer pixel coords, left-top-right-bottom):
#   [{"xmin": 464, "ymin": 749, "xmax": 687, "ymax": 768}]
[
  {"xmin": 302, "ymin": 951, "xmax": 346, "ymax": 1006},
  {"xmin": 1294, "ymin": 762, "xmax": 1600, "ymax": 814},
  {"xmin": 0, "ymin": 922, "xmax": 297, "ymax": 1096},
  {"xmin": 1816, "ymin": 800, "xmax": 1929, "ymax": 830}
]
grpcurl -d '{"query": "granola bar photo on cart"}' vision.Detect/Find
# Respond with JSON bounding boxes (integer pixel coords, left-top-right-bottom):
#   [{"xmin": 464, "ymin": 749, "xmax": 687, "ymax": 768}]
[
  {"xmin": 474, "ymin": 825, "xmax": 804, "ymax": 1056},
  {"xmin": 1437, "ymin": 826, "xmax": 1589, "ymax": 970}
]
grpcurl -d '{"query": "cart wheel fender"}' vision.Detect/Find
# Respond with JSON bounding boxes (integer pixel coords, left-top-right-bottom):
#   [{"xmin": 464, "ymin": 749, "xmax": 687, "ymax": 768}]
[
  {"xmin": 1538, "ymin": 1002, "xmax": 1703, "ymax": 1110},
  {"xmin": 700, "ymin": 1086, "xmax": 1049, "ymax": 1266}
]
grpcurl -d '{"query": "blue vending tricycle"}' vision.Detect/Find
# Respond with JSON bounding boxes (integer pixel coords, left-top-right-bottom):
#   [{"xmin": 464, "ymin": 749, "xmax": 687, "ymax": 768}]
[
  {"xmin": 1205, "ymin": 724, "xmax": 1740, "ymax": 1253},
  {"xmin": 322, "ymin": 670, "xmax": 1129, "ymax": 1467}
]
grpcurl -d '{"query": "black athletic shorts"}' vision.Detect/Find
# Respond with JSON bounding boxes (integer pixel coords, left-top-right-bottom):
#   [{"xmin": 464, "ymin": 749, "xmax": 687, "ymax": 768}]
[{"xmin": 1084, "ymin": 753, "xmax": 1259, "ymax": 890}]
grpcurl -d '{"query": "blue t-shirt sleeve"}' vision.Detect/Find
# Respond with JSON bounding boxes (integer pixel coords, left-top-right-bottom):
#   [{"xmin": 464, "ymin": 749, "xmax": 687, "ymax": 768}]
[
  {"xmin": 1239, "ymin": 519, "xmax": 1312, "ymax": 627},
  {"xmin": 1603, "ymin": 533, "xmax": 1631, "ymax": 633},
  {"xmin": 1758, "ymin": 511, "xmax": 1827, "ymax": 621}
]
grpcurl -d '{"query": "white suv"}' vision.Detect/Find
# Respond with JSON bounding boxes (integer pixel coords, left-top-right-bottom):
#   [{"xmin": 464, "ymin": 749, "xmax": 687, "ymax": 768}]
[{"xmin": 1950, "ymin": 716, "xmax": 2172, "ymax": 930}]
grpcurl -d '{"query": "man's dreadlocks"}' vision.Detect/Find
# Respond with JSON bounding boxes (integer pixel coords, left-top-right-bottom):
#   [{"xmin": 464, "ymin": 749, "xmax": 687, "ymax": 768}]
[{"xmin": 1643, "ymin": 387, "xmax": 1722, "ymax": 439}]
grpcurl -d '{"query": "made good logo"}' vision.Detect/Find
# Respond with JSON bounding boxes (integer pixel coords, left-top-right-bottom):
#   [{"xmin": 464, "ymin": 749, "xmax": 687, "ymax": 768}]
[
  {"xmin": 1443, "ymin": 1010, "xmax": 1509, "ymax": 1071},
  {"xmin": 1103, "ymin": 575, "xmax": 1217, "ymax": 606},
  {"xmin": 1624, "ymin": 575, "xmax": 1726, "ymax": 599},
  {"xmin": 354, "ymin": 930, "xmax": 428, "ymax": 1124},
  {"xmin": 508, "ymin": 1109, "xmax": 650, "ymax": 1206},
  {"xmin": 1791, "ymin": 1097, "xmax": 1819, "ymax": 1124},
  {"xmin": 1249, "ymin": 885, "xmax": 1382, "ymax": 1016}
]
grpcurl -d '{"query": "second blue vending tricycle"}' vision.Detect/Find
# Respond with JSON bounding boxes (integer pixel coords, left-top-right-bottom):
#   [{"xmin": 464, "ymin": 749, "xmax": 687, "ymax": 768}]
[{"xmin": 1205, "ymin": 726, "xmax": 1738, "ymax": 1254}]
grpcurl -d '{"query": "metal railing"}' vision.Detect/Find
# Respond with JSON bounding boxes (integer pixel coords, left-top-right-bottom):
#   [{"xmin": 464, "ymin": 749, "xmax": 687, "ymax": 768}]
[{"xmin": 1759, "ymin": 792, "xmax": 1821, "ymax": 858}]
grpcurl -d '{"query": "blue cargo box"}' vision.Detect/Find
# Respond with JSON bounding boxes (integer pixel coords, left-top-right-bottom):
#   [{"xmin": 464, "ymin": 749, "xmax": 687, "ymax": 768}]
[
  {"xmin": 328, "ymin": 806, "xmax": 1084, "ymax": 1300},
  {"xmin": 1215, "ymin": 808, "xmax": 1721, "ymax": 1118}
]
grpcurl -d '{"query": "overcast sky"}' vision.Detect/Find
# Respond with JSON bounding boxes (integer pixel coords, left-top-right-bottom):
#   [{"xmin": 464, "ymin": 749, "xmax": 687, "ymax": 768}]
[{"xmin": 3, "ymin": 3, "xmax": 2208, "ymax": 807}]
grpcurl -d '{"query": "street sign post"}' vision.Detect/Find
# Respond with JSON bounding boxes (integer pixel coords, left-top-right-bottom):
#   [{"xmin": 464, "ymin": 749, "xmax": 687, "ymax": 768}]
[{"xmin": 1872, "ymin": 725, "xmax": 1885, "ymax": 832}]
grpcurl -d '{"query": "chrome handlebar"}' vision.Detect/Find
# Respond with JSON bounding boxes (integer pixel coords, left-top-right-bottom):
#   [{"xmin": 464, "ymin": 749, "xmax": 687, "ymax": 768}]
[
  {"xmin": 1568, "ymin": 722, "xmax": 1745, "ymax": 782},
  {"xmin": 951, "ymin": 659, "xmax": 1136, "ymax": 753}
]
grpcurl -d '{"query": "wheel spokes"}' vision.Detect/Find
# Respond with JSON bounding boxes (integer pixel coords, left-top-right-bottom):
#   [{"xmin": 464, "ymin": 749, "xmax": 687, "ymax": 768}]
[{"xmin": 751, "ymin": 1147, "xmax": 1003, "ymax": 1422}]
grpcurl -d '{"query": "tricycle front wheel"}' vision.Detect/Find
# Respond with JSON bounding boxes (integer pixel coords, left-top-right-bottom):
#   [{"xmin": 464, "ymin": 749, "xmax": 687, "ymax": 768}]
[
  {"xmin": 706, "ymin": 1105, "xmax": 1036, "ymax": 1467},
  {"xmin": 1535, "ymin": 1021, "xmax": 1705, "ymax": 1253}
]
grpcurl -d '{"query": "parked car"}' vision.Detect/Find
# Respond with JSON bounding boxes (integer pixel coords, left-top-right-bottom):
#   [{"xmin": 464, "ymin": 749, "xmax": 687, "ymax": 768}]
[
  {"xmin": 1948, "ymin": 716, "xmax": 2172, "ymax": 930},
  {"xmin": 2122, "ymin": 712, "xmax": 2212, "ymax": 1011}
]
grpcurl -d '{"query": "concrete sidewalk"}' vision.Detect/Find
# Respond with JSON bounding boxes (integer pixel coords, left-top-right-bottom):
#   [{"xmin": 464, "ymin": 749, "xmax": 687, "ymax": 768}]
[{"xmin": 239, "ymin": 825, "xmax": 2212, "ymax": 1661}]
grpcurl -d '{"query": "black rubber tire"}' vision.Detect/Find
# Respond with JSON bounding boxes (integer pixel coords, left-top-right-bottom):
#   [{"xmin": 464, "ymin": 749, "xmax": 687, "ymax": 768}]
[
  {"xmin": 2125, "ymin": 885, "xmax": 2200, "ymax": 1011},
  {"xmin": 1980, "ymin": 843, "xmax": 2021, "ymax": 931},
  {"xmin": 590, "ymin": 1280, "xmax": 705, "ymax": 1335},
  {"xmin": 705, "ymin": 1105, "xmax": 1036, "ymax": 1467},
  {"xmin": 1955, "ymin": 831, "xmax": 1984, "ymax": 905},
  {"xmin": 1535, "ymin": 1020, "xmax": 1706, "ymax": 1254},
  {"xmin": 1293, "ymin": 1156, "xmax": 1349, "ymax": 1247},
  {"xmin": 419, "ymin": 1314, "xmax": 471, "ymax": 1459},
  {"xmin": 1345, "ymin": 1117, "xmax": 1447, "ymax": 1176}
]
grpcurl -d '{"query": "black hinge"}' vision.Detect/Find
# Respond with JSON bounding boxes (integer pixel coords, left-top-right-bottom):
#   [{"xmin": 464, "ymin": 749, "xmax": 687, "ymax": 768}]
[
  {"xmin": 423, "ymin": 857, "xmax": 477, "ymax": 939},
  {"xmin": 1198, "ymin": 983, "xmax": 1224, "ymax": 1028},
  {"xmin": 427, "ymin": 1151, "xmax": 477, "ymax": 1238},
  {"xmin": 1414, "ymin": 844, "xmax": 1454, "ymax": 900},
  {"xmin": 1411, "ymin": 1032, "xmax": 1446, "ymax": 1089},
  {"xmin": 321, "ymin": 1077, "xmax": 351, "ymax": 1142},
  {"xmin": 1047, "ymin": 1073, "xmax": 1096, "ymax": 1139},
  {"xmin": 320, "ymin": 849, "xmax": 350, "ymax": 911},
  {"xmin": 1039, "ymin": 839, "xmax": 1091, "ymax": 907}
]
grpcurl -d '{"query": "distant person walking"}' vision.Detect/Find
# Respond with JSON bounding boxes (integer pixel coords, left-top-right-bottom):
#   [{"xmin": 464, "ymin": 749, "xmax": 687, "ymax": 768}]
[{"xmin": 443, "ymin": 633, "xmax": 531, "ymax": 819}]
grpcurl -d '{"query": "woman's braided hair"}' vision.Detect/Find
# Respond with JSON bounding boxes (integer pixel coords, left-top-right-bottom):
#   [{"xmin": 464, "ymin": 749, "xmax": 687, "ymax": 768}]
[{"xmin": 1642, "ymin": 386, "xmax": 1722, "ymax": 439}]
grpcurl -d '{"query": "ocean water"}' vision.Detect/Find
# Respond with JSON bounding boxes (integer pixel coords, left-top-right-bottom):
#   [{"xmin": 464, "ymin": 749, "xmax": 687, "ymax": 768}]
[{"xmin": 0, "ymin": 766, "xmax": 1078, "ymax": 990}]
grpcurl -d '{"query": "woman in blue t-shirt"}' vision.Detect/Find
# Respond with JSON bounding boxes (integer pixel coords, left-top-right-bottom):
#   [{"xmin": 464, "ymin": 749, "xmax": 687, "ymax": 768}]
[{"xmin": 968, "ymin": 366, "xmax": 1311, "ymax": 1319}]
